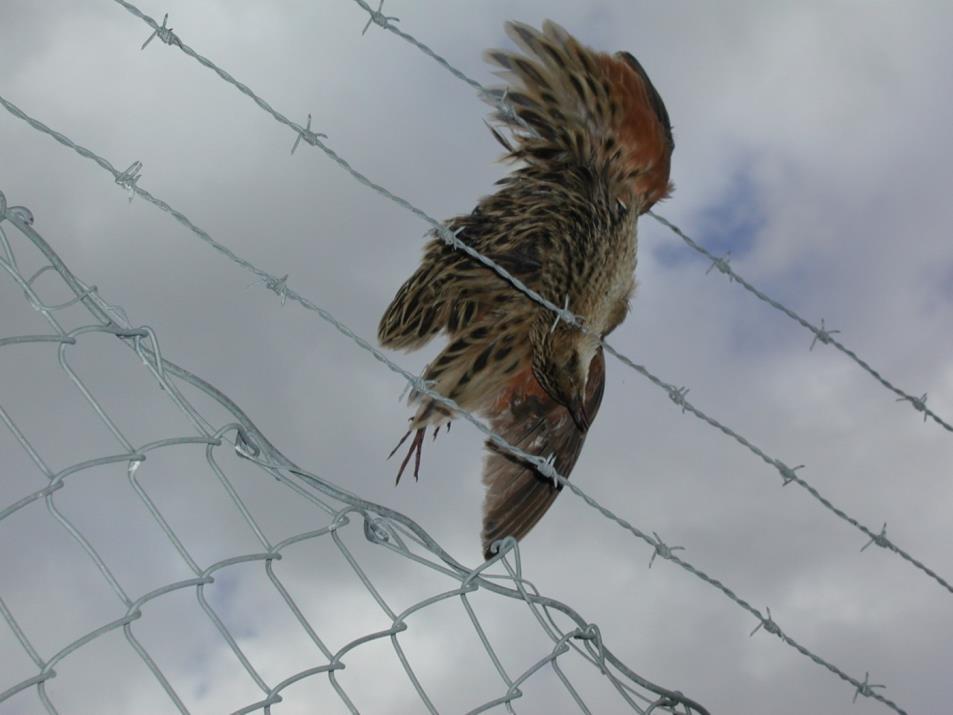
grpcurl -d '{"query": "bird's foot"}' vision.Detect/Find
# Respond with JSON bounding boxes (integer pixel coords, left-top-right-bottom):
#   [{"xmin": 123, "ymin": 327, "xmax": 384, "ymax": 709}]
[{"xmin": 387, "ymin": 427, "xmax": 426, "ymax": 484}]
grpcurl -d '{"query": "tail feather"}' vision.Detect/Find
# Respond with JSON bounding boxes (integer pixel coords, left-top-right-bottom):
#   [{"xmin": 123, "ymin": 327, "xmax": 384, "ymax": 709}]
[{"xmin": 485, "ymin": 21, "xmax": 674, "ymax": 209}]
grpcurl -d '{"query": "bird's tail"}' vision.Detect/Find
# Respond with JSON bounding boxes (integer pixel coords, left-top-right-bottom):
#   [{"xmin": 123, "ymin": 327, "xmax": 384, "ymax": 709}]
[{"xmin": 484, "ymin": 21, "xmax": 674, "ymax": 209}]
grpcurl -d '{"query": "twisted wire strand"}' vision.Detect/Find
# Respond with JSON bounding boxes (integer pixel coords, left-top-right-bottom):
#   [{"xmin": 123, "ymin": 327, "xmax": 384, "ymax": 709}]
[
  {"xmin": 0, "ymin": 199, "xmax": 706, "ymax": 714},
  {"xmin": 0, "ymin": 3, "xmax": 926, "ymax": 708},
  {"xmin": 75, "ymin": 0, "xmax": 953, "ymax": 601},
  {"xmin": 348, "ymin": 0, "xmax": 953, "ymax": 435},
  {"xmin": 2, "ymin": 178, "xmax": 907, "ymax": 714}
]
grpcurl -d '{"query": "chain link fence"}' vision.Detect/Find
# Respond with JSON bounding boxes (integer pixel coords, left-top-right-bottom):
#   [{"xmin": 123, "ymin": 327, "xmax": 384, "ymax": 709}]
[
  {"xmin": 1, "ymin": 195, "xmax": 709, "ymax": 713},
  {"xmin": 1, "ymin": 2, "xmax": 942, "ymax": 712}
]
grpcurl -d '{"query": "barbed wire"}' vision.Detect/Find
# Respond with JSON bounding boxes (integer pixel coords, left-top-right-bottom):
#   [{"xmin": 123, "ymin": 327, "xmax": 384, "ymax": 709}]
[
  {"xmin": 0, "ymin": 2, "xmax": 931, "ymax": 709},
  {"xmin": 84, "ymin": 0, "xmax": 953, "ymax": 602},
  {"xmin": 336, "ymin": 4, "xmax": 953, "ymax": 581},
  {"xmin": 645, "ymin": 212, "xmax": 952, "ymax": 431},
  {"xmin": 348, "ymin": 0, "xmax": 953, "ymax": 436},
  {"xmin": 0, "ymin": 123, "xmax": 908, "ymax": 714},
  {"xmin": 0, "ymin": 193, "xmax": 706, "ymax": 714}
]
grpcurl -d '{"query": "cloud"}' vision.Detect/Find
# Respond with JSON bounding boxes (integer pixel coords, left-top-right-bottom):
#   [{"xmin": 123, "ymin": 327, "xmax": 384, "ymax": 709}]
[{"xmin": 2, "ymin": 1, "xmax": 951, "ymax": 713}]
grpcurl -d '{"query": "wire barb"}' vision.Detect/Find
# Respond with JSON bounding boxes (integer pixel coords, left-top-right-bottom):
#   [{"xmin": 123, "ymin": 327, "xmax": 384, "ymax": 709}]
[
  {"xmin": 749, "ymin": 607, "xmax": 781, "ymax": 637},
  {"xmin": 853, "ymin": 671, "xmax": 887, "ymax": 704},
  {"xmin": 775, "ymin": 461, "xmax": 805, "ymax": 487},
  {"xmin": 648, "ymin": 532, "xmax": 685, "ymax": 568},
  {"xmin": 264, "ymin": 274, "xmax": 290, "ymax": 306},
  {"xmin": 666, "ymin": 384, "xmax": 690, "ymax": 413},
  {"xmin": 482, "ymin": 87, "xmax": 524, "ymax": 130},
  {"xmin": 550, "ymin": 294, "xmax": 571, "ymax": 333},
  {"xmin": 704, "ymin": 251, "xmax": 733, "ymax": 280},
  {"xmin": 896, "ymin": 392, "xmax": 929, "ymax": 422},
  {"xmin": 140, "ymin": 12, "xmax": 181, "ymax": 50},
  {"xmin": 861, "ymin": 522, "xmax": 893, "ymax": 553},
  {"xmin": 809, "ymin": 318, "xmax": 841, "ymax": 351},
  {"xmin": 539, "ymin": 453, "xmax": 559, "ymax": 488},
  {"xmin": 359, "ymin": 0, "xmax": 399, "ymax": 36},
  {"xmin": 290, "ymin": 113, "xmax": 327, "ymax": 155},
  {"xmin": 114, "ymin": 161, "xmax": 143, "ymax": 202}
]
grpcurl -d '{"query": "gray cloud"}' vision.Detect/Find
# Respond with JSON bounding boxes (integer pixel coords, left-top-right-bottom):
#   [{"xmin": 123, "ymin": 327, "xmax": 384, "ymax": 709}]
[{"xmin": 2, "ymin": 1, "xmax": 952, "ymax": 714}]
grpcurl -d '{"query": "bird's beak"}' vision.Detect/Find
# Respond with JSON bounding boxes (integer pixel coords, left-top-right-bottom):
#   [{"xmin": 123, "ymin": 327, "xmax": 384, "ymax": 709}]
[{"xmin": 569, "ymin": 397, "xmax": 590, "ymax": 431}]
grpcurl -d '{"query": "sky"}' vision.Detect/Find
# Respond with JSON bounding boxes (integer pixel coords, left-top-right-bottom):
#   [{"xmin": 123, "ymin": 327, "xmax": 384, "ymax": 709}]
[{"xmin": 2, "ymin": 1, "xmax": 953, "ymax": 714}]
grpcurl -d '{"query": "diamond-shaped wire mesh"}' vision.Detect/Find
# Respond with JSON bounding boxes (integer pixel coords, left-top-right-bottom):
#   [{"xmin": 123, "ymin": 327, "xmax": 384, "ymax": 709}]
[
  {"xmin": 1, "ymin": 3, "xmax": 940, "ymax": 712},
  {"xmin": 0, "ymin": 197, "xmax": 708, "ymax": 714}
]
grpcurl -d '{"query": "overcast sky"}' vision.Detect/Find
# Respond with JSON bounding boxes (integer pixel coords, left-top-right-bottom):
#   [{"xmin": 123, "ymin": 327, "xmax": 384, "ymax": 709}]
[{"xmin": 2, "ymin": 1, "xmax": 953, "ymax": 714}]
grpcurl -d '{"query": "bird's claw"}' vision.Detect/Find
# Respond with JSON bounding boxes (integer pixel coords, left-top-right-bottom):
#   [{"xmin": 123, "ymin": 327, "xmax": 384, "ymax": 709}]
[{"xmin": 388, "ymin": 427, "xmax": 426, "ymax": 484}]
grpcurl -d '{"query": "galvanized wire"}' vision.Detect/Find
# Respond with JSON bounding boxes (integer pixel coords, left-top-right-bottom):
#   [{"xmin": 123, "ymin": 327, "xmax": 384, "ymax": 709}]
[
  {"xmin": 0, "ymin": 3, "xmax": 928, "ymax": 711},
  {"xmin": 339, "ymin": 1, "xmax": 953, "ymax": 590},
  {"xmin": 0, "ymin": 173, "xmax": 908, "ymax": 714},
  {"xmin": 0, "ymin": 194, "xmax": 706, "ymax": 714},
  {"xmin": 75, "ymin": 0, "xmax": 953, "ymax": 605},
  {"xmin": 348, "ymin": 0, "xmax": 953, "ymax": 436}
]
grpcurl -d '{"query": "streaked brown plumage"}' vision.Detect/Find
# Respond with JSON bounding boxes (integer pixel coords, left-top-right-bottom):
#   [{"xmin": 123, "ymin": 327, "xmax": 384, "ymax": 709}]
[{"xmin": 379, "ymin": 21, "xmax": 674, "ymax": 560}]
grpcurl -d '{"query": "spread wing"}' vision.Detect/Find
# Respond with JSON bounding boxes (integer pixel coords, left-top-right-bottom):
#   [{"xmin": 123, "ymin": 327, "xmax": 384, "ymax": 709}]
[{"xmin": 480, "ymin": 348, "xmax": 606, "ymax": 560}]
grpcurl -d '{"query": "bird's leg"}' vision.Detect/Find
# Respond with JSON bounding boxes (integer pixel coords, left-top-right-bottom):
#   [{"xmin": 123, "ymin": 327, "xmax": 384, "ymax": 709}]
[{"xmin": 388, "ymin": 427, "xmax": 426, "ymax": 484}]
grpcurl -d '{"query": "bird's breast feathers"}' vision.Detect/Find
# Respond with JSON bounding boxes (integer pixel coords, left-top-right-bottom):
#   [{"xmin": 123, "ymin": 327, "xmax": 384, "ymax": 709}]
[{"xmin": 577, "ymin": 220, "xmax": 638, "ymax": 337}]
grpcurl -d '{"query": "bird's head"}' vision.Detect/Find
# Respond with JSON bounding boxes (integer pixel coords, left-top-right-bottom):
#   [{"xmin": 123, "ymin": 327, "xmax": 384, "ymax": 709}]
[{"xmin": 532, "ymin": 324, "xmax": 600, "ymax": 431}]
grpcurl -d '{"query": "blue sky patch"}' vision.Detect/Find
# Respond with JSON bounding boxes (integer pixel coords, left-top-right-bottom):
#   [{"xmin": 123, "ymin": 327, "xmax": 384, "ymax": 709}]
[{"xmin": 652, "ymin": 166, "xmax": 765, "ymax": 269}]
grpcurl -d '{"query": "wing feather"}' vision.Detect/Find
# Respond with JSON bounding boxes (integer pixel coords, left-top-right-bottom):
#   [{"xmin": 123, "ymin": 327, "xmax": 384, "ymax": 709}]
[{"xmin": 481, "ymin": 348, "xmax": 605, "ymax": 559}]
